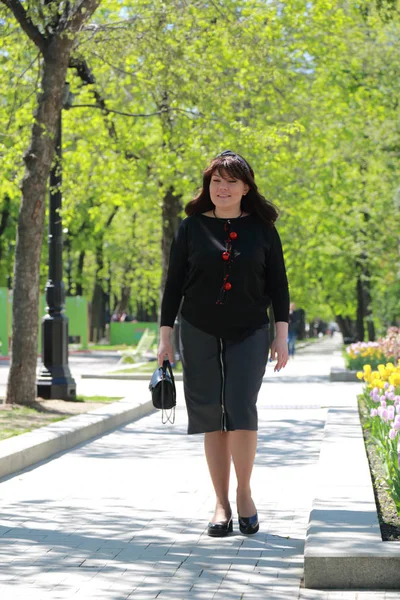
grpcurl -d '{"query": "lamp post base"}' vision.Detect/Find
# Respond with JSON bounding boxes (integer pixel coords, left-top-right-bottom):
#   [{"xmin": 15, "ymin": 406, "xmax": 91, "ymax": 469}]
[
  {"xmin": 36, "ymin": 378, "xmax": 76, "ymax": 400},
  {"xmin": 36, "ymin": 313, "xmax": 77, "ymax": 400}
]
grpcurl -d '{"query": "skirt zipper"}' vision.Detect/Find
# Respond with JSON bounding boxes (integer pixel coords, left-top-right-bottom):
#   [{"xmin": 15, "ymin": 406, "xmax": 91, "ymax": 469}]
[{"xmin": 218, "ymin": 338, "xmax": 227, "ymax": 432}]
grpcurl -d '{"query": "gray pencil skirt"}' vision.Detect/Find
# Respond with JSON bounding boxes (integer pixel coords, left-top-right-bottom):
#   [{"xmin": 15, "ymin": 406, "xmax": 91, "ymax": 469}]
[{"xmin": 179, "ymin": 316, "xmax": 270, "ymax": 435}]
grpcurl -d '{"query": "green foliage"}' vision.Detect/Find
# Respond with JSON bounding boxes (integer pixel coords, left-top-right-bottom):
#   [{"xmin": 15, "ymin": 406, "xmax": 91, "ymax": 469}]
[
  {"xmin": 1, "ymin": 0, "xmax": 400, "ymax": 326},
  {"xmin": 0, "ymin": 16, "xmax": 38, "ymax": 284},
  {"xmin": 345, "ymin": 353, "xmax": 387, "ymax": 372}
]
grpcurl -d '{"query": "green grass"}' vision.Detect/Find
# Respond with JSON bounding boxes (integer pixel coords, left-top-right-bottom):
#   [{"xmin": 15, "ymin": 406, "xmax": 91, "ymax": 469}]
[
  {"xmin": 72, "ymin": 396, "xmax": 123, "ymax": 403},
  {"xmin": 77, "ymin": 344, "xmax": 136, "ymax": 351},
  {"xmin": 0, "ymin": 396, "xmax": 123, "ymax": 441},
  {"xmin": 0, "ymin": 406, "xmax": 68, "ymax": 441}
]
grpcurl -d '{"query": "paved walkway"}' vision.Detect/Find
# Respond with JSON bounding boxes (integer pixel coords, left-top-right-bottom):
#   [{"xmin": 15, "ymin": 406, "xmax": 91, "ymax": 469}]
[{"xmin": 0, "ymin": 336, "xmax": 394, "ymax": 599}]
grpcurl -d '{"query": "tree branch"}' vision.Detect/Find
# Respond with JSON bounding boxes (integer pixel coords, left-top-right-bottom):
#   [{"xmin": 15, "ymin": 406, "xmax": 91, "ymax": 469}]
[
  {"xmin": 70, "ymin": 104, "xmax": 164, "ymax": 118},
  {"xmin": 0, "ymin": 0, "xmax": 46, "ymax": 52},
  {"xmin": 6, "ymin": 52, "xmax": 41, "ymax": 131},
  {"xmin": 61, "ymin": 0, "xmax": 101, "ymax": 35},
  {"xmin": 82, "ymin": 17, "xmax": 139, "ymax": 31},
  {"xmin": 68, "ymin": 55, "xmax": 140, "ymax": 160},
  {"xmin": 0, "ymin": 195, "xmax": 11, "ymax": 238}
]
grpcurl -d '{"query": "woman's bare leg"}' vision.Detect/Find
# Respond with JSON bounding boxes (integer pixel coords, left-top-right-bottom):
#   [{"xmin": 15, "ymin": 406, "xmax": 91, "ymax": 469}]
[
  {"xmin": 204, "ymin": 431, "xmax": 232, "ymax": 522},
  {"xmin": 229, "ymin": 430, "xmax": 258, "ymax": 517}
]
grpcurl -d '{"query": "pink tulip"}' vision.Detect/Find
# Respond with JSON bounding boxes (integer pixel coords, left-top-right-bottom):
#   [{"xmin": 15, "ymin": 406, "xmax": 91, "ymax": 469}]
[
  {"xmin": 378, "ymin": 407, "xmax": 388, "ymax": 421},
  {"xmin": 388, "ymin": 406, "xmax": 395, "ymax": 420},
  {"xmin": 380, "ymin": 400, "xmax": 387, "ymax": 408},
  {"xmin": 370, "ymin": 408, "xmax": 378, "ymax": 417},
  {"xmin": 389, "ymin": 429, "xmax": 397, "ymax": 440}
]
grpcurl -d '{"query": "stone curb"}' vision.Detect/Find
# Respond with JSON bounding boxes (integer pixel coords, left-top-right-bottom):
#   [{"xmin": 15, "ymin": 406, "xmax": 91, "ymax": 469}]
[
  {"xmin": 0, "ymin": 397, "xmax": 155, "ymax": 480},
  {"xmin": 304, "ymin": 405, "xmax": 400, "ymax": 590},
  {"xmin": 330, "ymin": 367, "xmax": 359, "ymax": 382},
  {"xmin": 81, "ymin": 372, "xmax": 181, "ymax": 381}
]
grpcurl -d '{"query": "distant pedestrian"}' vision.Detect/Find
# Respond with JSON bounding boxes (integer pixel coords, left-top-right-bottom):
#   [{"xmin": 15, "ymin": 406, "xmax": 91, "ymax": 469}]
[
  {"xmin": 158, "ymin": 150, "xmax": 289, "ymax": 537},
  {"xmin": 288, "ymin": 302, "xmax": 301, "ymax": 357}
]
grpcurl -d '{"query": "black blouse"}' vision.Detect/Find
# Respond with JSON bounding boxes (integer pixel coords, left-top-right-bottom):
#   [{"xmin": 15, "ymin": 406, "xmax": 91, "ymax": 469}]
[{"xmin": 160, "ymin": 213, "xmax": 290, "ymax": 341}]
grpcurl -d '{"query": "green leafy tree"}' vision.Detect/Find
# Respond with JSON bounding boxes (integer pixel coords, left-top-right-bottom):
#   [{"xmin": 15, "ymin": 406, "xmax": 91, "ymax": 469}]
[{"xmin": 1, "ymin": 0, "xmax": 101, "ymax": 405}]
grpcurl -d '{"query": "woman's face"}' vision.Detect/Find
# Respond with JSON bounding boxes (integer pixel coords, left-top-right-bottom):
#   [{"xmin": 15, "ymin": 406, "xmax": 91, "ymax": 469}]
[{"xmin": 209, "ymin": 169, "xmax": 249, "ymax": 211}]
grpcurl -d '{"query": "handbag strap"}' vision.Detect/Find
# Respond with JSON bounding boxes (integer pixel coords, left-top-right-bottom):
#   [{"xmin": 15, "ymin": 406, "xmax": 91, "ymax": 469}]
[
  {"xmin": 161, "ymin": 360, "xmax": 176, "ymax": 424},
  {"xmin": 162, "ymin": 359, "xmax": 176, "ymax": 395},
  {"xmin": 162, "ymin": 406, "xmax": 175, "ymax": 425}
]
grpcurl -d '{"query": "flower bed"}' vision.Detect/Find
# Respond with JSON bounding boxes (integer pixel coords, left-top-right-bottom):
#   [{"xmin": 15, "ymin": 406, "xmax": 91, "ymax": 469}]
[
  {"xmin": 345, "ymin": 327, "xmax": 400, "ymax": 371},
  {"xmin": 357, "ymin": 361, "xmax": 400, "ymax": 512}
]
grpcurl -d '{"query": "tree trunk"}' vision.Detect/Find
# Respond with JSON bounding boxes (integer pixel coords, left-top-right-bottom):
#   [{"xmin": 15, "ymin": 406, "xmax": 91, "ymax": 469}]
[
  {"xmin": 335, "ymin": 315, "xmax": 356, "ymax": 340},
  {"xmin": 117, "ymin": 285, "xmax": 131, "ymax": 314},
  {"xmin": 0, "ymin": 194, "xmax": 11, "ymax": 264},
  {"xmin": 356, "ymin": 275, "xmax": 365, "ymax": 341},
  {"xmin": 136, "ymin": 300, "xmax": 157, "ymax": 322},
  {"xmin": 160, "ymin": 186, "xmax": 182, "ymax": 320},
  {"xmin": 89, "ymin": 207, "xmax": 119, "ymax": 340},
  {"xmin": 0, "ymin": 194, "xmax": 12, "ymax": 286},
  {"xmin": 3, "ymin": 0, "xmax": 100, "ymax": 404},
  {"xmin": 90, "ymin": 243, "xmax": 105, "ymax": 342},
  {"xmin": 90, "ymin": 283, "xmax": 106, "ymax": 343},
  {"xmin": 6, "ymin": 44, "xmax": 72, "ymax": 405},
  {"xmin": 65, "ymin": 231, "xmax": 73, "ymax": 295},
  {"xmin": 76, "ymin": 250, "xmax": 85, "ymax": 296},
  {"xmin": 356, "ymin": 259, "xmax": 376, "ymax": 342},
  {"xmin": 363, "ymin": 268, "xmax": 375, "ymax": 342},
  {"xmin": 161, "ymin": 187, "xmax": 183, "ymax": 291}
]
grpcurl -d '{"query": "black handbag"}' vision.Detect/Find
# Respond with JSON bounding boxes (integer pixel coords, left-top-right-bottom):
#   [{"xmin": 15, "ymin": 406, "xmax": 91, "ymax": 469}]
[{"xmin": 149, "ymin": 360, "xmax": 176, "ymax": 424}]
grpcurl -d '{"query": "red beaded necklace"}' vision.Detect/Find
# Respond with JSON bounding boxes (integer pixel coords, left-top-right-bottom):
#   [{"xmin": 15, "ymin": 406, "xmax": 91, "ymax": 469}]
[{"xmin": 213, "ymin": 208, "xmax": 242, "ymax": 305}]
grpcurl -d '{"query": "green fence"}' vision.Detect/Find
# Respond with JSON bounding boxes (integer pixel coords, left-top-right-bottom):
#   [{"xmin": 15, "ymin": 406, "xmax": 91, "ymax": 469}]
[
  {"xmin": 39, "ymin": 295, "xmax": 89, "ymax": 350},
  {"xmin": 0, "ymin": 288, "xmax": 88, "ymax": 355},
  {"xmin": 0, "ymin": 288, "xmax": 160, "ymax": 353},
  {"xmin": 110, "ymin": 322, "xmax": 158, "ymax": 345}
]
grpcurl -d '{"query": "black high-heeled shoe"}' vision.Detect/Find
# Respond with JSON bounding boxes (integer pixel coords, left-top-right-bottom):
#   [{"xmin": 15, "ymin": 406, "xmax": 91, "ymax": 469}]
[
  {"xmin": 207, "ymin": 517, "xmax": 233, "ymax": 537},
  {"xmin": 238, "ymin": 512, "xmax": 259, "ymax": 535}
]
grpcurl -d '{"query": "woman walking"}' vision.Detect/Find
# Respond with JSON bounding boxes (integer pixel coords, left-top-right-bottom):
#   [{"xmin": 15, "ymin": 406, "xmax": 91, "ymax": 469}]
[{"xmin": 158, "ymin": 150, "xmax": 289, "ymax": 537}]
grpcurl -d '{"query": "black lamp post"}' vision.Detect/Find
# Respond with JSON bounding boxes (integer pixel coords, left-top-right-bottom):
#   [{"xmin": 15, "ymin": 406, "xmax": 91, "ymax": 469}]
[{"xmin": 36, "ymin": 83, "xmax": 77, "ymax": 400}]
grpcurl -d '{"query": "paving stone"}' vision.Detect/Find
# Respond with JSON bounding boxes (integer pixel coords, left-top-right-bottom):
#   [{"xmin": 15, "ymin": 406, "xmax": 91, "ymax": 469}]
[{"xmin": 0, "ymin": 337, "xmax": 387, "ymax": 599}]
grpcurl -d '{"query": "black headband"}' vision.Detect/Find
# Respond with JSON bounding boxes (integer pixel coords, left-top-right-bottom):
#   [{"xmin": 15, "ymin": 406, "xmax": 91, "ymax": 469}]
[{"xmin": 217, "ymin": 150, "xmax": 251, "ymax": 173}]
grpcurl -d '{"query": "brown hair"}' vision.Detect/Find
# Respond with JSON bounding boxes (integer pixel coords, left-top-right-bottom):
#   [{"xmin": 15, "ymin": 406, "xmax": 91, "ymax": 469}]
[{"xmin": 184, "ymin": 152, "xmax": 279, "ymax": 227}]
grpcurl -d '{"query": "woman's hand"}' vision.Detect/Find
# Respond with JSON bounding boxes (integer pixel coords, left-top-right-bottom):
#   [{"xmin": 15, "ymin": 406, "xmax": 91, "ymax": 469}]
[
  {"xmin": 157, "ymin": 326, "xmax": 174, "ymax": 366},
  {"xmin": 269, "ymin": 336, "xmax": 288, "ymax": 372}
]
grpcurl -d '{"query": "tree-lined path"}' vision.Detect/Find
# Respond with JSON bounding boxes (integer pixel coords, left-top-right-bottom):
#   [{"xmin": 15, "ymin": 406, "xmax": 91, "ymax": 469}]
[
  {"xmin": 0, "ymin": 339, "xmax": 393, "ymax": 599},
  {"xmin": 1, "ymin": 0, "xmax": 399, "ymax": 407}
]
